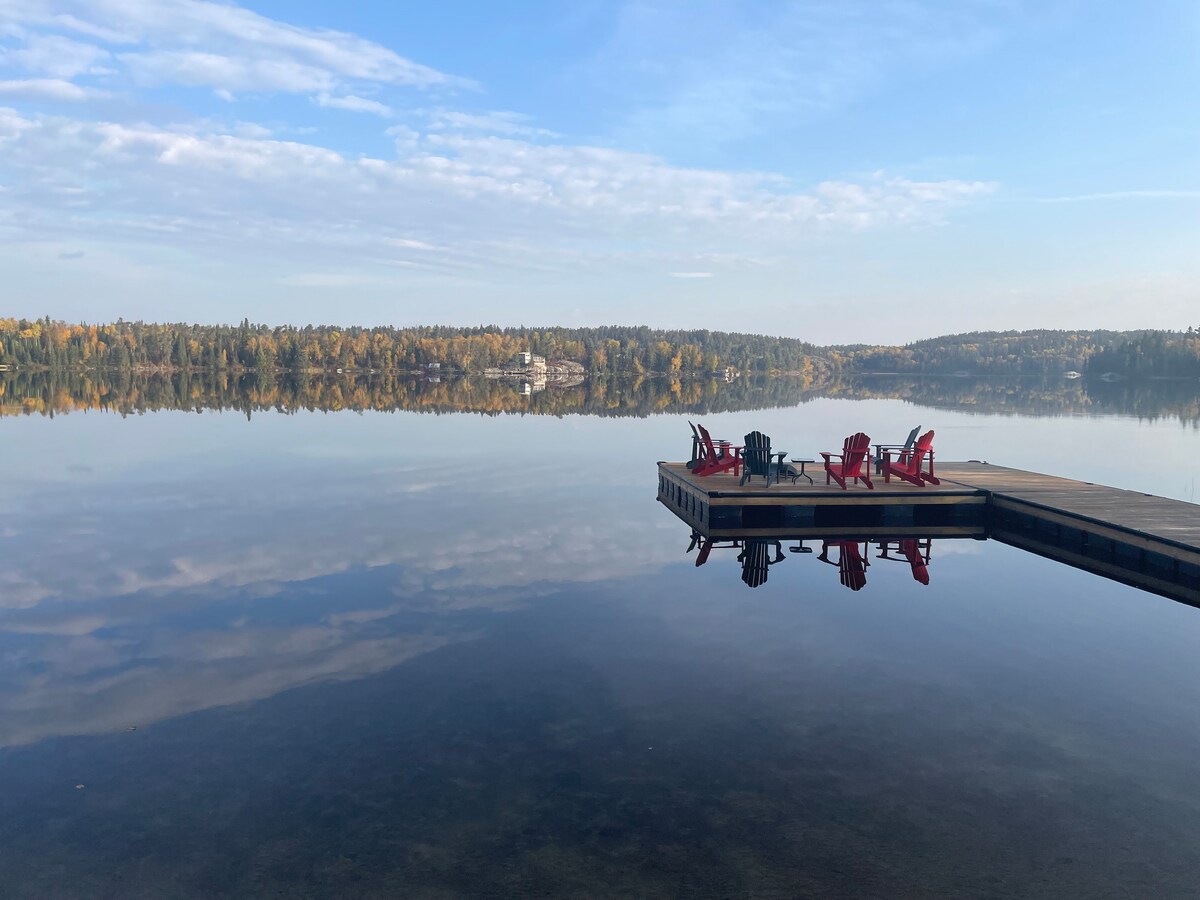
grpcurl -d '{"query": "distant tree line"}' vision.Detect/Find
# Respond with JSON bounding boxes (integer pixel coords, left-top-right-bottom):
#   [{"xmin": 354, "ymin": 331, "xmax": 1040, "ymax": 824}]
[
  {"xmin": 2, "ymin": 317, "xmax": 1198, "ymax": 379},
  {"xmin": 0, "ymin": 318, "xmax": 823, "ymax": 377}
]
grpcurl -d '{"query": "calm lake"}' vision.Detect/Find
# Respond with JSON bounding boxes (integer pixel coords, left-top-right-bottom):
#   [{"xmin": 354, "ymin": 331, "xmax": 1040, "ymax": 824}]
[{"xmin": 2, "ymin": 375, "xmax": 1199, "ymax": 898}]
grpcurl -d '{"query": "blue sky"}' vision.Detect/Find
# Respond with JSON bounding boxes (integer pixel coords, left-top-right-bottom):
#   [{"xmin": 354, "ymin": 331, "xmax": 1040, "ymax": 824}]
[{"xmin": 0, "ymin": 0, "xmax": 1196, "ymax": 342}]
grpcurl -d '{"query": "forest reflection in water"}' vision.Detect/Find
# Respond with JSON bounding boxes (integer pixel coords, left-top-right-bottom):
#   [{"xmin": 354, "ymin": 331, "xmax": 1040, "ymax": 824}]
[{"xmin": 3, "ymin": 368, "xmax": 1200, "ymax": 423}]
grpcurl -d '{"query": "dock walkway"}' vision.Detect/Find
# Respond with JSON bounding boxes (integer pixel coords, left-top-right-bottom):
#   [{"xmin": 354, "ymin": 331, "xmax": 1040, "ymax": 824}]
[{"xmin": 938, "ymin": 462, "xmax": 1200, "ymax": 558}]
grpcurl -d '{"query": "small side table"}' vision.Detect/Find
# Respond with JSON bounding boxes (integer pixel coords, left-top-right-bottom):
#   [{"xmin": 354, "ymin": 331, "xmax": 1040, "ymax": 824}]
[{"xmin": 789, "ymin": 458, "xmax": 815, "ymax": 485}]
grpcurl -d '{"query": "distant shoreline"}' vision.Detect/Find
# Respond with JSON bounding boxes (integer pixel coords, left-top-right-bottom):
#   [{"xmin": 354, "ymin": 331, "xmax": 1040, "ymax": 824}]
[
  {"xmin": 2, "ymin": 319, "xmax": 1198, "ymax": 380},
  {"xmin": 4, "ymin": 365, "xmax": 1198, "ymax": 383}
]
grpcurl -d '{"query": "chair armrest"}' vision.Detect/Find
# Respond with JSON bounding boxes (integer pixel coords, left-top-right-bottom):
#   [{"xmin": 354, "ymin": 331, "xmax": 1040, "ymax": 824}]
[{"xmin": 819, "ymin": 451, "xmax": 842, "ymax": 462}]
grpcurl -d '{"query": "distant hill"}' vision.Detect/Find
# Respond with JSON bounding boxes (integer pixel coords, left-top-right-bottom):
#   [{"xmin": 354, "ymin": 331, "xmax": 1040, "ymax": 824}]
[{"xmin": 841, "ymin": 329, "xmax": 1170, "ymax": 376}]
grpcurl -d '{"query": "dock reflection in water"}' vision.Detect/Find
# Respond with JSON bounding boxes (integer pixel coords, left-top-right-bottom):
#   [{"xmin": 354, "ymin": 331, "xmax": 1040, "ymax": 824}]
[{"xmin": 687, "ymin": 533, "xmax": 938, "ymax": 591}]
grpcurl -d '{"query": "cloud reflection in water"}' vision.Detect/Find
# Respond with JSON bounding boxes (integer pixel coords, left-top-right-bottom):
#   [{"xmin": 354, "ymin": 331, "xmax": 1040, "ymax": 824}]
[{"xmin": 0, "ymin": 421, "xmax": 677, "ymax": 747}]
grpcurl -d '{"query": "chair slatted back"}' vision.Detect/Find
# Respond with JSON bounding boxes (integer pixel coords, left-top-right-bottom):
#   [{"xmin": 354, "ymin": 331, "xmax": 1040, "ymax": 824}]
[
  {"xmin": 904, "ymin": 429, "xmax": 935, "ymax": 474},
  {"xmin": 696, "ymin": 423, "xmax": 720, "ymax": 459},
  {"xmin": 842, "ymin": 432, "xmax": 871, "ymax": 473},
  {"xmin": 741, "ymin": 431, "xmax": 772, "ymax": 478},
  {"xmin": 740, "ymin": 540, "xmax": 771, "ymax": 588}
]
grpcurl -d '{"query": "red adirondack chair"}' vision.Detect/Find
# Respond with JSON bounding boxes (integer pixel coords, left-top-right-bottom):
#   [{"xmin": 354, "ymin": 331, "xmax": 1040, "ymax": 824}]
[
  {"xmin": 881, "ymin": 429, "xmax": 940, "ymax": 486},
  {"xmin": 820, "ymin": 432, "xmax": 874, "ymax": 490},
  {"xmin": 877, "ymin": 538, "xmax": 931, "ymax": 585},
  {"xmin": 687, "ymin": 421, "xmax": 732, "ymax": 471},
  {"xmin": 818, "ymin": 540, "xmax": 869, "ymax": 591},
  {"xmin": 692, "ymin": 424, "xmax": 743, "ymax": 477}
]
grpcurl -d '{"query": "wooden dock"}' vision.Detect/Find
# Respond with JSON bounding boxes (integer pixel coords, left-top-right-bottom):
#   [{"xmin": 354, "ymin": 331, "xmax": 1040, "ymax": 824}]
[
  {"xmin": 657, "ymin": 461, "xmax": 989, "ymax": 531},
  {"xmin": 657, "ymin": 460, "xmax": 1200, "ymax": 605}
]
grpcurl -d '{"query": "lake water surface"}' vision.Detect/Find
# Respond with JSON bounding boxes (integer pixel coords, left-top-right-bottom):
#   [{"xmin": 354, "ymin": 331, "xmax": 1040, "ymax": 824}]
[{"xmin": 2, "ymin": 377, "xmax": 1199, "ymax": 897}]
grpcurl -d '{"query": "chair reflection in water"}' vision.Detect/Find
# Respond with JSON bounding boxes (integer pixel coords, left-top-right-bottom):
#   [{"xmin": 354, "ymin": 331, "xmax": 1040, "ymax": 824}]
[
  {"xmin": 686, "ymin": 532, "xmax": 742, "ymax": 567},
  {"xmin": 685, "ymin": 533, "xmax": 787, "ymax": 587},
  {"xmin": 686, "ymin": 532, "xmax": 933, "ymax": 592},
  {"xmin": 817, "ymin": 541, "xmax": 870, "ymax": 591},
  {"xmin": 877, "ymin": 538, "xmax": 932, "ymax": 585},
  {"xmin": 737, "ymin": 539, "xmax": 786, "ymax": 587}
]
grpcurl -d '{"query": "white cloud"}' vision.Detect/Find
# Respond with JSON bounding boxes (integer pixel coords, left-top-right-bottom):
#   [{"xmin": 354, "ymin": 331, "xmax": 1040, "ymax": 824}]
[
  {"xmin": 1035, "ymin": 190, "xmax": 1200, "ymax": 203},
  {"xmin": 0, "ymin": 78, "xmax": 109, "ymax": 101},
  {"xmin": 233, "ymin": 120, "xmax": 272, "ymax": 138},
  {"xmin": 282, "ymin": 272, "xmax": 382, "ymax": 287},
  {"xmin": 314, "ymin": 91, "xmax": 392, "ymax": 116},
  {"xmin": 0, "ymin": 0, "xmax": 1002, "ymax": 321},
  {"xmin": 388, "ymin": 238, "xmax": 438, "ymax": 250},
  {"xmin": 2, "ymin": 34, "xmax": 111, "ymax": 78},
  {"xmin": 49, "ymin": 13, "xmax": 137, "ymax": 44},
  {"xmin": 427, "ymin": 109, "xmax": 557, "ymax": 138},
  {"xmin": 2, "ymin": 0, "xmax": 470, "ymax": 96},
  {"xmin": 0, "ymin": 108, "xmax": 994, "ymax": 278},
  {"xmin": 121, "ymin": 49, "xmax": 338, "ymax": 92},
  {"xmin": 0, "ymin": 1, "xmax": 997, "ymax": 307}
]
